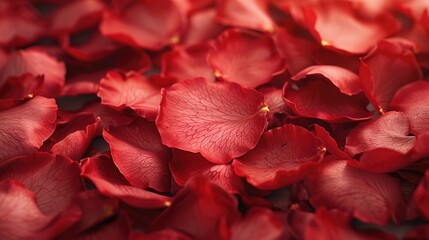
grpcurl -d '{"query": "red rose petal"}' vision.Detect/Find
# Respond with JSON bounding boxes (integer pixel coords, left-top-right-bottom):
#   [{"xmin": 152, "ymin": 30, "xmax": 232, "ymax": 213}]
[
  {"xmin": 161, "ymin": 44, "xmax": 214, "ymax": 82},
  {"xmin": 181, "ymin": 8, "xmax": 225, "ymax": 46},
  {"xmin": 233, "ymin": 124, "xmax": 325, "ymax": 190},
  {"xmin": 313, "ymin": 125, "xmax": 350, "ymax": 159},
  {"xmin": 81, "ymin": 153, "xmax": 172, "ymax": 208},
  {"xmin": 414, "ymin": 171, "xmax": 429, "ymax": 219},
  {"xmin": 151, "ymin": 176, "xmax": 240, "ymax": 240},
  {"xmin": 103, "ymin": 118, "xmax": 170, "ymax": 192},
  {"xmin": 230, "ymin": 207, "xmax": 287, "ymax": 240},
  {"xmin": 129, "ymin": 229, "xmax": 192, "ymax": 240},
  {"xmin": 282, "ymin": 78, "xmax": 372, "ymax": 123},
  {"xmin": 304, "ymin": 160, "xmax": 406, "ymax": 225},
  {"xmin": 170, "ymin": 149, "xmax": 245, "ymax": 194},
  {"xmin": 390, "ymin": 80, "xmax": 429, "ymax": 135},
  {"xmin": 0, "ymin": 74, "xmax": 43, "ymax": 100},
  {"xmin": 0, "ymin": 49, "xmax": 66, "ymax": 97},
  {"xmin": 359, "ymin": 40, "xmax": 422, "ymax": 112},
  {"xmin": 0, "ymin": 96, "xmax": 57, "ymax": 162},
  {"xmin": 404, "ymin": 224, "xmax": 429, "ymax": 240},
  {"xmin": 156, "ymin": 77, "xmax": 268, "ymax": 164},
  {"xmin": 216, "ymin": 0, "xmax": 274, "ymax": 32},
  {"xmin": 97, "ymin": 71, "xmax": 161, "ymax": 121},
  {"xmin": 345, "ymin": 111, "xmax": 416, "ymax": 156},
  {"xmin": 71, "ymin": 211, "xmax": 131, "ymax": 239},
  {"xmin": 100, "ymin": 0, "xmax": 185, "ymax": 50},
  {"xmin": 207, "ymin": 29, "xmax": 285, "ymax": 88},
  {"xmin": 0, "ymin": 152, "xmax": 83, "ymax": 215},
  {"xmin": 260, "ymin": 88, "xmax": 289, "ymax": 128}
]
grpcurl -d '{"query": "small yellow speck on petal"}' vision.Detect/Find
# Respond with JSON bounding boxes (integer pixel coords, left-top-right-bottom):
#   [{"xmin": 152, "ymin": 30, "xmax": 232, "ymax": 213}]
[
  {"xmin": 321, "ymin": 147, "xmax": 327, "ymax": 155},
  {"xmin": 260, "ymin": 106, "xmax": 270, "ymax": 113},
  {"xmin": 214, "ymin": 70, "xmax": 222, "ymax": 78},
  {"xmin": 27, "ymin": 93, "xmax": 34, "ymax": 98},
  {"xmin": 170, "ymin": 36, "xmax": 180, "ymax": 45},
  {"xmin": 321, "ymin": 40, "xmax": 330, "ymax": 46},
  {"xmin": 164, "ymin": 201, "xmax": 172, "ymax": 207},
  {"xmin": 264, "ymin": 24, "xmax": 275, "ymax": 34},
  {"xmin": 378, "ymin": 107, "xmax": 385, "ymax": 115}
]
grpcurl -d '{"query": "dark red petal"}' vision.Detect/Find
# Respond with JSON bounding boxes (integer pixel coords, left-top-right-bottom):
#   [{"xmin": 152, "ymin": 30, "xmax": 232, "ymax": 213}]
[
  {"xmin": 304, "ymin": 160, "xmax": 406, "ymax": 225},
  {"xmin": 81, "ymin": 153, "xmax": 172, "ymax": 208},
  {"xmin": 0, "ymin": 49, "xmax": 66, "ymax": 97},
  {"xmin": 216, "ymin": 0, "xmax": 274, "ymax": 32},
  {"xmin": 156, "ymin": 77, "xmax": 268, "ymax": 164},
  {"xmin": 49, "ymin": 0, "xmax": 105, "ymax": 35},
  {"xmin": 282, "ymin": 79, "xmax": 372, "ymax": 123},
  {"xmin": 161, "ymin": 44, "xmax": 214, "ymax": 82},
  {"xmin": 292, "ymin": 65, "xmax": 362, "ymax": 96},
  {"xmin": 103, "ymin": 118, "xmax": 170, "ymax": 192},
  {"xmin": 345, "ymin": 111, "xmax": 415, "ymax": 156},
  {"xmin": 207, "ymin": 29, "xmax": 285, "ymax": 88},
  {"xmin": 359, "ymin": 40, "xmax": 422, "ymax": 112},
  {"xmin": 230, "ymin": 207, "xmax": 287, "ymax": 240},
  {"xmin": 0, "ymin": 96, "xmax": 57, "ymax": 162},
  {"xmin": 170, "ymin": 149, "xmax": 245, "ymax": 194},
  {"xmin": 390, "ymin": 81, "xmax": 429, "ymax": 135},
  {"xmin": 0, "ymin": 180, "xmax": 80, "ymax": 239},
  {"xmin": 233, "ymin": 124, "xmax": 325, "ymax": 190},
  {"xmin": 0, "ymin": 74, "xmax": 43, "ymax": 100},
  {"xmin": 97, "ymin": 71, "xmax": 161, "ymax": 121},
  {"xmin": 151, "ymin": 176, "xmax": 240, "ymax": 240},
  {"xmin": 129, "ymin": 229, "xmax": 192, "ymax": 240},
  {"xmin": 100, "ymin": 0, "xmax": 185, "ymax": 50},
  {"xmin": 0, "ymin": 153, "xmax": 83, "ymax": 215},
  {"xmin": 414, "ymin": 171, "xmax": 429, "ymax": 219},
  {"xmin": 403, "ymin": 224, "xmax": 429, "ymax": 240},
  {"xmin": 313, "ymin": 125, "xmax": 350, "ymax": 159},
  {"xmin": 181, "ymin": 8, "xmax": 225, "ymax": 46},
  {"xmin": 301, "ymin": 3, "xmax": 400, "ymax": 54}
]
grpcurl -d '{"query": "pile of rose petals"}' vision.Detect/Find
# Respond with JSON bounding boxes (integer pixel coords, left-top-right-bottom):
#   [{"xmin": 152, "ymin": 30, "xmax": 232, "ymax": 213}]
[{"xmin": 1, "ymin": 0, "xmax": 429, "ymax": 239}]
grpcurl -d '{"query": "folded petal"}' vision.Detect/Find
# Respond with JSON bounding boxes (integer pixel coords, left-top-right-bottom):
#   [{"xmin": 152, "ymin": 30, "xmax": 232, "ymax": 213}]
[
  {"xmin": 156, "ymin": 77, "xmax": 268, "ymax": 164},
  {"xmin": 390, "ymin": 81, "xmax": 429, "ymax": 135},
  {"xmin": 0, "ymin": 96, "xmax": 57, "ymax": 162},
  {"xmin": 304, "ymin": 160, "xmax": 406, "ymax": 225},
  {"xmin": 233, "ymin": 124, "xmax": 325, "ymax": 190},
  {"xmin": 208, "ymin": 29, "xmax": 284, "ymax": 88},
  {"xmin": 103, "ymin": 118, "xmax": 170, "ymax": 192}
]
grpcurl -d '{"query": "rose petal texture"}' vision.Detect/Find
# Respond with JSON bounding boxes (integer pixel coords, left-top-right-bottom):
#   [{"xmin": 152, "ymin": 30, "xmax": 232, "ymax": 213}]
[
  {"xmin": 156, "ymin": 77, "xmax": 268, "ymax": 164},
  {"xmin": 0, "ymin": 96, "xmax": 57, "ymax": 162},
  {"xmin": 233, "ymin": 124, "xmax": 325, "ymax": 190}
]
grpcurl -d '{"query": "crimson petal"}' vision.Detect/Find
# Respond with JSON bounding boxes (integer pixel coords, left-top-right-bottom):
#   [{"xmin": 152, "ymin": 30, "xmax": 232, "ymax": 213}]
[
  {"xmin": 156, "ymin": 77, "xmax": 268, "ymax": 164},
  {"xmin": 414, "ymin": 171, "xmax": 429, "ymax": 219},
  {"xmin": 233, "ymin": 124, "xmax": 325, "ymax": 190}
]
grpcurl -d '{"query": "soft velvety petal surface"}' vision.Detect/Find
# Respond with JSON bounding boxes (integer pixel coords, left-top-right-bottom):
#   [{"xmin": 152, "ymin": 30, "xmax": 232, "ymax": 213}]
[
  {"xmin": 156, "ymin": 77, "xmax": 268, "ymax": 164},
  {"xmin": 207, "ymin": 29, "xmax": 284, "ymax": 88},
  {"xmin": 390, "ymin": 80, "xmax": 429, "ymax": 135},
  {"xmin": 151, "ymin": 177, "xmax": 240, "ymax": 240},
  {"xmin": 233, "ymin": 124, "xmax": 325, "ymax": 190},
  {"xmin": 0, "ymin": 153, "xmax": 83, "ymax": 215},
  {"xmin": 181, "ymin": 9, "xmax": 224, "ymax": 46},
  {"xmin": 0, "ymin": 96, "xmax": 57, "ymax": 162},
  {"xmin": 345, "ymin": 111, "xmax": 416, "ymax": 156},
  {"xmin": 304, "ymin": 160, "xmax": 406, "ymax": 225},
  {"xmin": 170, "ymin": 149, "xmax": 245, "ymax": 194},
  {"xmin": 359, "ymin": 40, "xmax": 422, "ymax": 112},
  {"xmin": 103, "ymin": 118, "xmax": 170, "ymax": 192},
  {"xmin": 100, "ymin": 0, "xmax": 185, "ymax": 50},
  {"xmin": 81, "ymin": 153, "xmax": 172, "ymax": 208},
  {"xmin": 97, "ymin": 71, "xmax": 161, "ymax": 121}
]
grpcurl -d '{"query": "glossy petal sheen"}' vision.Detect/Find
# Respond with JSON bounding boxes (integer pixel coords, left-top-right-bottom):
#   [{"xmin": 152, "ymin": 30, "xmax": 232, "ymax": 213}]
[
  {"xmin": 156, "ymin": 77, "xmax": 268, "ymax": 164},
  {"xmin": 304, "ymin": 160, "xmax": 406, "ymax": 225},
  {"xmin": 359, "ymin": 40, "xmax": 422, "ymax": 112},
  {"xmin": 0, "ymin": 153, "xmax": 83, "ymax": 215},
  {"xmin": 345, "ymin": 111, "xmax": 416, "ymax": 156},
  {"xmin": 97, "ymin": 71, "xmax": 161, "ymax": 121},
  {"xmin": 103, "ymin": 118, "xmax": 170, "ymax": 192},
  {"xmin": 0, "ymin": 96, "xmax": 57, "ymax": 162},
  {"xmin": 390, "ymin": 81, "xmax": 429, "ymax": 135},
  {"xmin": 233, "ymin": 124, "xmax": 325, "ymax": 190},
  {"xmin": 207, "ymin": 29, "xmax": 284, "ymax": 88}
]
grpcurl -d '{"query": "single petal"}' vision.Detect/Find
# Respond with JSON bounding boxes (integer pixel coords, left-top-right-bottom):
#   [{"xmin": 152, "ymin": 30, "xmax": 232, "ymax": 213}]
[
  {"xmin": 233, "ymin": 124, "xmax": 325, "ymax": 190},
  {"xmin": 81, "ymin": 153, "xmax": 172, "ymax": 208},
  {"xmin": 156, "ymin": 77, "xmax": 268, "ymax": 164},
  {"xmin": 207, "ymin": 29, "xmax": 285, "ymax": 88},
  {"xmin": 0, "ymin": 74, "xmax": 43, "ymax": 100},
  {"xmin": 151, "ymin": 176, "xmax": 240, "ymax": 240},
  {"xmin": 103, "ymin": 118, "xmax": 170, "ymax": 192},
  {"xmin": 100, "ymin": 0, "xmax": 185, "ymax": 50},
  {"xmin": 390, "ymin": 81, "xmax": 429, "ymax": 135},
  {"xmin": 304, "ymin": 160, "xmax": 406, "ymax": 225},
  {"xmin": 0, "ymin": 96, "xmax": 57, "ymax": 162},
  {"xmin": 345, "ymin": 111, "xmax": 416, "ymax": 156},
  {"xmin": 0, "ymin": 153, "xmax": 83, "ymax": 215},
  {"xmin": 181, "ymin": 8, "xmax": 225, "ymax": 46},
  {"xmin": 359, "ymin": 40, "xmax": 422, "ymax": 112}
]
